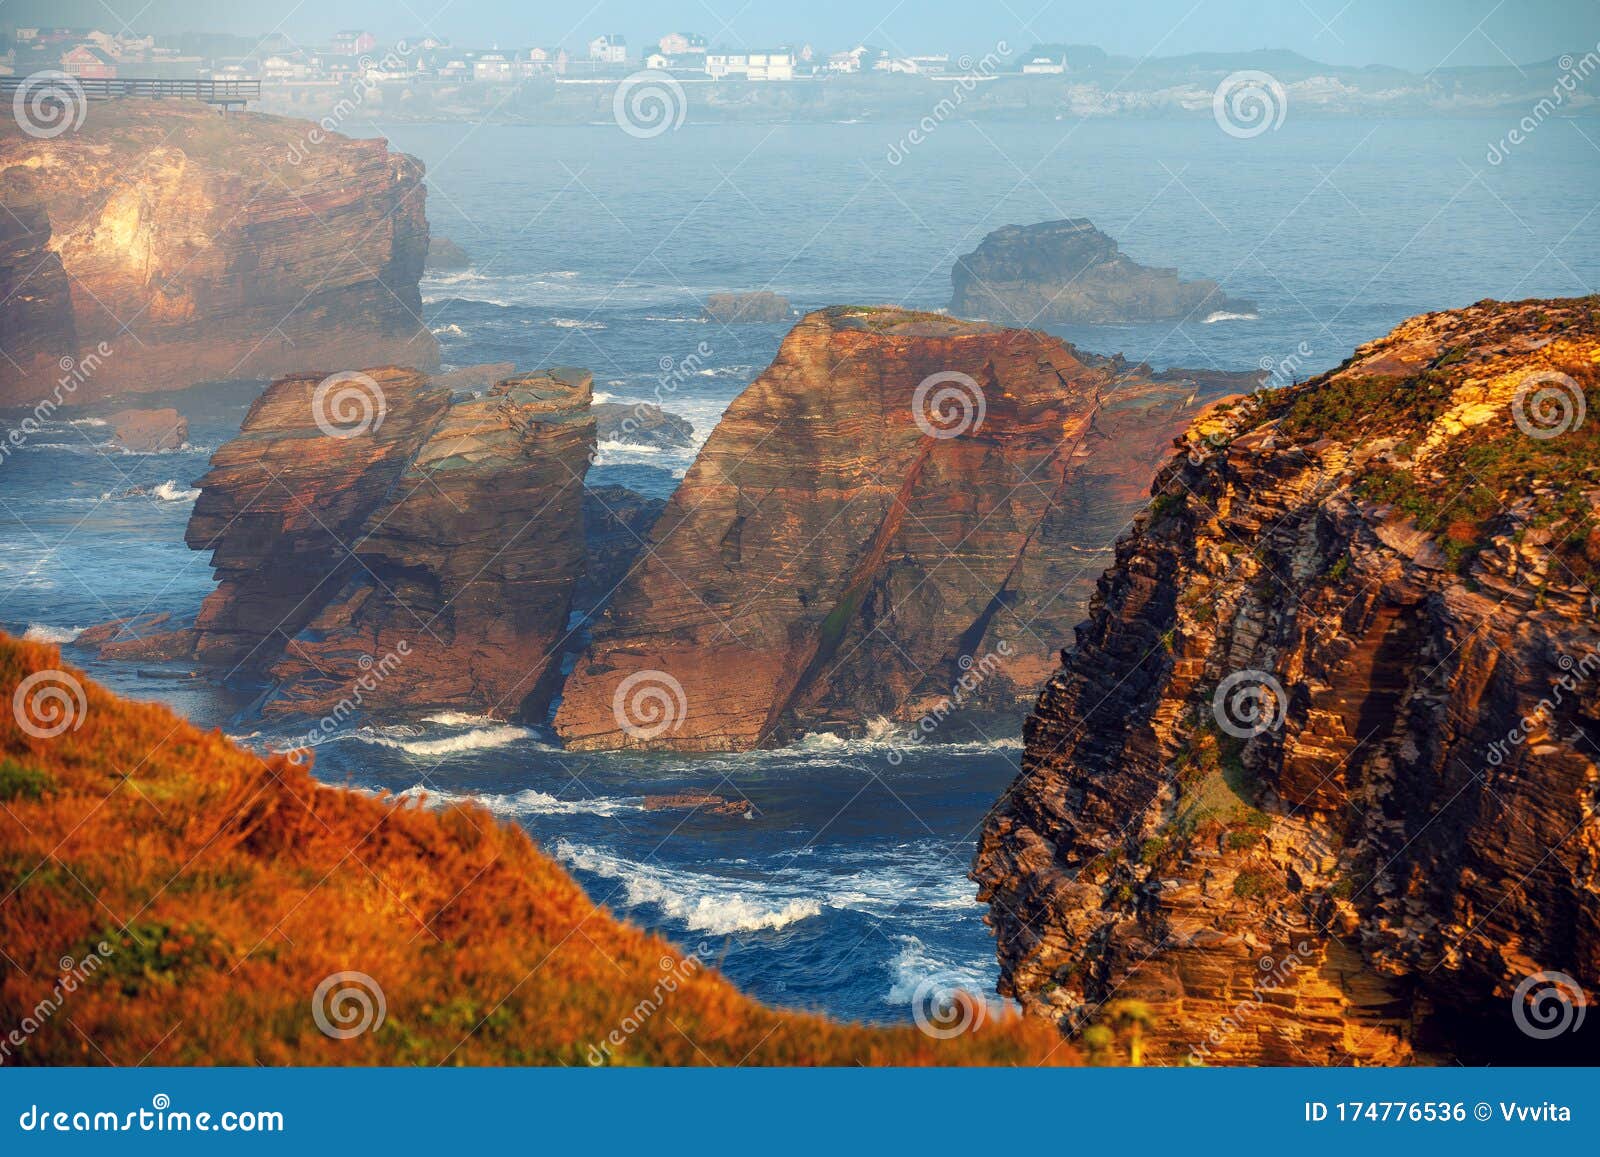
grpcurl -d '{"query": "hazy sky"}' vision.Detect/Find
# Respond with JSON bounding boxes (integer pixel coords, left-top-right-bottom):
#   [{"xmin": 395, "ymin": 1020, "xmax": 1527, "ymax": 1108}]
[{"xmin": 5, "ymin": 0, "xmax": 1597, "ymax": 70}]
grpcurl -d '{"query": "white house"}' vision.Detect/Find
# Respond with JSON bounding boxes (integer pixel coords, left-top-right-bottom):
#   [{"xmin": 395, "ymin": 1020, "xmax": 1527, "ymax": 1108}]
[
  {"xmin": 707, "ymin": 47, "xmax": 794, "ymax": 80},
  {"xmin": 658, "ymin": 32, "xmax": 706, "ymax": 55},
  {"xmin": 1022, "ymin": 54, "xmax": 1066, "ymax": 74},
  {"xmin": 473, "ymin": 52, "xmax": 512, "ymax": 82},
  {"xmin": 588, "ymin": 33, "xmax": 627, "ymax": 64}
]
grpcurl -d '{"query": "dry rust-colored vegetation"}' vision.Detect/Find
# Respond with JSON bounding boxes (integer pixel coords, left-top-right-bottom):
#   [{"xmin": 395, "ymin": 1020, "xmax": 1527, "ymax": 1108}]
[{"xmin": 0, "ymin": 636, "xmax": 1070, "ymax": 1066}]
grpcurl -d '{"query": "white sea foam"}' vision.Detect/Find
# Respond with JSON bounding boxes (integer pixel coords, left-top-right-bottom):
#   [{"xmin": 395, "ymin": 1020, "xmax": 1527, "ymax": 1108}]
[
  {"xmin": 356, "ymin": 724, "xmax": 539, "ymax": 757},
  {"xmin": 394, "ymin": 783, "xmax": 643, "ymax": 818},
  {"xmin": 419, "ymin": 710, "xmax": 499, "ymax": 727},
  {"xmin": 884, "ymin": 934, "xmax": 998, "ymax": 1007},
  {"xmin": 431, "ymin": 323, "xmax": 467, "ymax": 337},
  {"xmin": 591, "ymin": 390, "xmax": 617, "ymax": 404},
  {"xmin": 1202, "ymin": 310, "xmax": 1260, "ymax": 323},
  {"xmin": 152, "ymin": 480, "xmax": 201, "ymax": 502},
  {"xmin": 21, "ymin": 623, "xmax": 83, "ymax": 644},
  {"xmin": 549, "ymin": 318, "xmax": 606, "ymax": 330},
  {"xmin": 554, "ymin": 839, "xmax": 823, "ymax": 934}
]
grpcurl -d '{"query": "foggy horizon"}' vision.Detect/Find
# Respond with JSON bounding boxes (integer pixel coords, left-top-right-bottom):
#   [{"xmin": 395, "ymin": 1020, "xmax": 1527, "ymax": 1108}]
[{"xmin": 4, "ymin": 0, "xmax": 1598, "ymax": 72}]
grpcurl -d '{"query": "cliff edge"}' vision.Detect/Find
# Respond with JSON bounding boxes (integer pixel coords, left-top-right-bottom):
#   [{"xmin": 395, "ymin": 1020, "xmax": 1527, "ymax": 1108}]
[
  {"xmin": 974, "ymin": 296, "xmax": 1600, "ymax": 1065},
  {"xmin": 0, "ymin": 103, "xmax": 436, "ymax": 404}
]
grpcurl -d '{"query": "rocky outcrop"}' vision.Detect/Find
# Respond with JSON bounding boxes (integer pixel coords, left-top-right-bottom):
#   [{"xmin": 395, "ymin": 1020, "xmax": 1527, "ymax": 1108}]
[
  {"xmin": 553, "ymin": 307, "xmax": 1254, "ymax": 751},
  {"xmin": 185, "ymin": 365, "xmax": 594, "ymax": 720},
  {"xmin": 594, "ymin": 401, "xmax": 694, "ymax": 448},
  {"xmin": 425, "ymin": 235, "xmax": 472, "ymax": 271},
  {"xmin": 704, "ymin": 291, "xmax": 793, "ymax": 324},
  {"xmin": 108, "ymin": 408, "xmax": 188, "ymax": 452},
  {"xmin": 974, "ymin": 297, "xmax": 1600, "ymax": 1065},
  {"xmin": 950, "ymin": 219, "xmax": 1253, "ymax": 325},
  {"xmin": 0, "ymin": 104, "xmax": 436, "ymax": 405}
]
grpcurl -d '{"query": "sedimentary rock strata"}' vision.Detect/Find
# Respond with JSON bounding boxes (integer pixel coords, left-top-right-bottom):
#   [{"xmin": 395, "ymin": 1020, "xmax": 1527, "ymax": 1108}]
[
  {"xmin": 974, "ymin": 297, "xmax": 1600, "ymax": 1065},
  {"xmin": 950, "ymin": 218, "xmax": 1253, "ymax": 325},
  {"xmin": 0, "ymin": 104, "xmax": 436, "ymax": 405},
  {"xmin": 554, "ymin": 307, "xmax": 1252, "ymax": 751},
  {"xmin": 185, "ymin": 365, "xmax": 594, "ymax": 720}
]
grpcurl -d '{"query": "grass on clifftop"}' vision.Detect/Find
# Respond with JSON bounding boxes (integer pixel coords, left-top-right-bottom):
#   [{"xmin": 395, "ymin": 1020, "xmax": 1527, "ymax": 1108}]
[
  {"xmin": 1266, "ymin": 298, "xmax": 1600, "ymax": 581},
  {"xmin": 0, "ymin": 635, "xmax": 1069, "ymax": 1066}
]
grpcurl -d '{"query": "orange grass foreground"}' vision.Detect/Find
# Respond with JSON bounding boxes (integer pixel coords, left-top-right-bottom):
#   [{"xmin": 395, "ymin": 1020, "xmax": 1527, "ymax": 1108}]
[{"xmin": 0, "ymin": 635, "xmax": 1072, "ymax": 1066}]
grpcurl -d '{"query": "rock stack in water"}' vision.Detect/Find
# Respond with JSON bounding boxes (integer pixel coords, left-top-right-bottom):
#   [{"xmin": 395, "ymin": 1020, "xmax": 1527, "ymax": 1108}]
[
  {"xmin": 185, "ymin": 365, "xmax": 595, "ymax": 720},
  {"xmin": 553, "ymin": 306, "xmax": 1255, "ymax": 751}
]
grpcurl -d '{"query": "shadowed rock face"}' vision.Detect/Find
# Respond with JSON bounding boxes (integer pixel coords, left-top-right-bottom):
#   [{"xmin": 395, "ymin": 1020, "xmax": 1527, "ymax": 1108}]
[
  {"xmin": 950, "ymin": 219, "xmax": 1253, "ymax": 325},
  {"xmin": 185, "ymin": 366, "xmax": 594, "ymax": 720},
  {"xmin": 0, "ymin": 104, "xmax": 436, "ymax": 405},
  {"xmin": 553, "ymin": 307, "xmax": 1255, "ymax": 752},
  {"xmin": 974, "ymin": 297, "xmax": 1600, "ymax": 1066}
]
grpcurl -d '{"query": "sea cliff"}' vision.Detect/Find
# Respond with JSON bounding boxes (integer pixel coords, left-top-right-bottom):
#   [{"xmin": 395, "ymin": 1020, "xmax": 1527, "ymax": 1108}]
[
  {"xmin": 973, "ymin": 296, "xmax": 1600, "ymax": 1064},
  {"xmin": 0, "ymin": 104, "xmax": 436, "ymax": 405}
]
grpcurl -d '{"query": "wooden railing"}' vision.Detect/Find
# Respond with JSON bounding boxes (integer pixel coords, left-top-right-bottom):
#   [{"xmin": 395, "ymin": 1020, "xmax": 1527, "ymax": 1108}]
[{"xmin": 0, "ymin": 76, "xmax": 261, "ymax": 106}]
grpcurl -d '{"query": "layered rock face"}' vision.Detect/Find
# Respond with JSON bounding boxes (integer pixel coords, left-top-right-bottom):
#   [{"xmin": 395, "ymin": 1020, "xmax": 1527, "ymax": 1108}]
[
  {"xmin": 186, "ymin": 365, "xmax": 595, "ymax": 720},
  {"xmin": 950, "ymin": 219, "xmax": 1253, "ymax": 325},
  {"xmin": 0, "ymin": 104, "xmax": 436, "ymax": 405},
  {"xmin": 974, "ymin": 297, "xmax": 1600, "ymax": 1065},
  {"xmin": 554, "ymin": 307, "xmax": 1251, "ymax": 752}
]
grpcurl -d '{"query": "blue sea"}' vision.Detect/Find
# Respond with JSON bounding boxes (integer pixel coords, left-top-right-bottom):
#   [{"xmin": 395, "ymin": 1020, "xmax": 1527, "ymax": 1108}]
[{"xmin": 2, "ymin": 114, "xmax": 1596, "ymax": 1025}]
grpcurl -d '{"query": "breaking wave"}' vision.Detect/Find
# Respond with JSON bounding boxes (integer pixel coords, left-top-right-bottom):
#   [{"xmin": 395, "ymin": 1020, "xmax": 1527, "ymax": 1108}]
[
  {"xmin": 555, "ymin": 840, "xmax": 823, "ymax": 934},
  {"xmin": 21, "ymin": 623, "xmax": 83, "ymax": 644},
  {"xmin": 153, "ymin": 480, "xmax": 201, "ymax": 502},
  {"xmin": 392, "ymin": 783, "xmax": 644, "ymax": 818},
  {"xmin": 355, "ymin": 724, "xmax": 541, "ymax": 757},
  {"xmin": 1202, "ymin": 310, "xmax": 1260, "ymax": 323}
]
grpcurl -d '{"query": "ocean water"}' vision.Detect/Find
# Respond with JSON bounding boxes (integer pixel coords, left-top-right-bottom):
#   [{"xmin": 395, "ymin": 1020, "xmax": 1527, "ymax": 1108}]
[{"xmin": 2, "ymin": 115, "xmax": 1596, "ymax": 1025}]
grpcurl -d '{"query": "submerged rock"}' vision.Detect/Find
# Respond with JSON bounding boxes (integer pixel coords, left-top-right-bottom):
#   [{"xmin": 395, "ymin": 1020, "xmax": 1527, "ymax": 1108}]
[
  {"xmin": 974, "ymin": 296, "xmax": 1600, "ymax": 1066},
  {"xmin": 950, "ymin": 218, "xmax": 1253, "ymax": 325},
  {"xmin": 593, "ymin": 401, "xmax": 695, "ymax": 448},
  {"xmin": 704, "ymin": 291, "xmax": 794, "ymax": 323},
  {"xmin": 425, "ymin": 235, "xmax": 472, "ymax": 271},
  {"xmin": 107, "ymin": 408, "xmax": 188, "ymax": 452}
]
